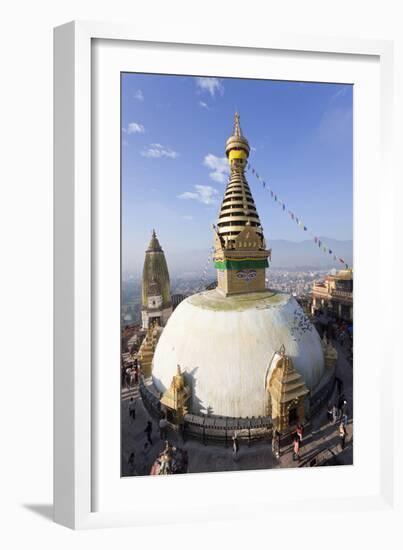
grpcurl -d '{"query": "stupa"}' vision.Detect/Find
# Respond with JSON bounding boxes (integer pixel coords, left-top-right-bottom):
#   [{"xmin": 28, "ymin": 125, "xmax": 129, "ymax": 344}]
[{"xmin": 152, "ymin": 114, "xmax": 325, "ymax": 419}]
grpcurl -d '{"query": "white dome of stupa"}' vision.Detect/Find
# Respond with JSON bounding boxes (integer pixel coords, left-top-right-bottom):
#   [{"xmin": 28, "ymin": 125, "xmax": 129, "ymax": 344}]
[{"xmin": 152, "ymin": 288, "xmax": 325, "ymax": 418}]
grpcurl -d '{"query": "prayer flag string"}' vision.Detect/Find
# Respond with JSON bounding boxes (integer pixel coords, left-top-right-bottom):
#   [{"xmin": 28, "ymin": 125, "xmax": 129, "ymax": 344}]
[{"xmin": 246, "ymin": 162, "xmax": 350, "ymax": 269}]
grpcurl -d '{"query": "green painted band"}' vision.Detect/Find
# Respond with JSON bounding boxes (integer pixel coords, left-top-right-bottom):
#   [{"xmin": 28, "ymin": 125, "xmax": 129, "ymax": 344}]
[{"xmin": 214, "ymin": 259, "xmax": 269, "ymax": 270}]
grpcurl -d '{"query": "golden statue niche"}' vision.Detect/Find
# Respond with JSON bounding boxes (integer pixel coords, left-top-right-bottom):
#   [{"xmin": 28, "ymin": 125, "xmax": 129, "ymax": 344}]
[
  {"xmin": 268, "ymin": 345, "xmax": 309, "ymax": 432},
  {"xmin": 160, "ymin": 365, "xmax": 190, "ymax": 425}
]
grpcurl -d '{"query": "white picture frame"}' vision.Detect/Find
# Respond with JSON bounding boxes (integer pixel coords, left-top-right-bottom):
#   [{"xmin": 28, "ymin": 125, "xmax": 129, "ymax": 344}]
[{"xmin": 54, "ymin": 20, "xmax": 397, "ymax": 530}]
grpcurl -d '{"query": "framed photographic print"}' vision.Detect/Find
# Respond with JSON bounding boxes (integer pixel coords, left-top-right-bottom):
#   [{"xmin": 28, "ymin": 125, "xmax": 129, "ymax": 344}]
[{"xmin": 54, "ymin": 21, "xmax": 396, "ymax": 529}]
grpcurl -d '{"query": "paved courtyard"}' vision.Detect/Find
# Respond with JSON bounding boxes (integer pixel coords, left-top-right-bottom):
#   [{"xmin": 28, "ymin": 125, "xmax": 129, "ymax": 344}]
[{"xmin": 121, "ymin": 340, "xmax": 353, "ymax": 476}]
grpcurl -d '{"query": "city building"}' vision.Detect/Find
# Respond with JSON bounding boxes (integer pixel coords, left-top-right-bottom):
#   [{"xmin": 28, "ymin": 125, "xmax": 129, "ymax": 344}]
[
  {"xmin": 311, "ymin": 268, "xmax": 353, "ymax": 322},
  {"xmin": 148, "ymin": 114, "xmax": 332, "ymax": 431},
  {"xmin": 141, "ymin": 229, "xmax": 173, "ymax": 329}
]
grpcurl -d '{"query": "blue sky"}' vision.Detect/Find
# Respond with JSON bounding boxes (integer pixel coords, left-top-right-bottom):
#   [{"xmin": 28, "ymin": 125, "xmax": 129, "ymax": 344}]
[{"xmin": 122, "ymin": 73, "xmax": 352, "ymax": 274}]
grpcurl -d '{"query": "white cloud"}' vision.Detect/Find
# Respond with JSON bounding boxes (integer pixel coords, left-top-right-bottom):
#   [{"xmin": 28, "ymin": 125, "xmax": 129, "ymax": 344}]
[
  {"xmin": 203, "ymin": 154, "xmax": 229, "ymax": 183},
  {"xmin": 141, "ymin": 143, "xmax": 179, "ymax": 159},
  {"xmin": 133, "ymin": 89, "xmax": 144, "ymax": 101},
  {"xmin": 198, "ymin": 101, "xmax": 209, "ymax": 109},
  {"xmin": 178, "ymin": 185, "xmax": 218, "ymax": 205},
  {"xmin": 127, "ymin": 122, "xmax": 145, "ymax": 134},
  {"xmin": 196, "ymin": 77, "xmax": 224, "ymax": 98}
]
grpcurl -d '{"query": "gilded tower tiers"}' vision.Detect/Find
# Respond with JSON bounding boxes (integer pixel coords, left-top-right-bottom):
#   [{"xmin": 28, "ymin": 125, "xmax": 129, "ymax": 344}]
[
  {"xmin": 213, "ymin": 113, "xmax": 271, "ymax": 296},
  {"xmin": 141, "ymin": 230, "xmax": 172, "ymax": 329}
]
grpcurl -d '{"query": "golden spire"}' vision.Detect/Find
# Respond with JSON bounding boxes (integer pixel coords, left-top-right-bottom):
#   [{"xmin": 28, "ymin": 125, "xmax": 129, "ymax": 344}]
[
  {"xmin": 212, "ymin": 114, "xmax": 271, "ymax": 296},
  {"xmin": 217, "ymin": 113, "xmax": 263, "ymax": 247}
]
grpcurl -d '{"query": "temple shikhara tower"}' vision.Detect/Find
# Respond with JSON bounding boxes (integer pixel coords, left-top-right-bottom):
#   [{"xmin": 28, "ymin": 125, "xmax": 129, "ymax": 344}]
[
  {"xmin": 214, "ymin": 112, "xmax": 271, "ymax": 295},
  {"xmin": 141, "ymin": 230, "xmax": 172, "ymax": 329}
]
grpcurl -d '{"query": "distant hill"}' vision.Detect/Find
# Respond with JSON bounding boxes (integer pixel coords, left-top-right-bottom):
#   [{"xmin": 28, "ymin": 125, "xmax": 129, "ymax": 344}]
[{"xmin": 166, "ymin": 238, "xmax": 353, "ymax": 278}]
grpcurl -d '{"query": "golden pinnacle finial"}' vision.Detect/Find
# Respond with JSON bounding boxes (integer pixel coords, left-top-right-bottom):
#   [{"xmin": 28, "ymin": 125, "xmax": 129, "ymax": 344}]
[
  {"xmin": 233, "ymin": 111, "xmax": 242, "ymax": 137},
  {"xmin": 226, "ymin": 112, "xmax": 250, "ymax": 158}
]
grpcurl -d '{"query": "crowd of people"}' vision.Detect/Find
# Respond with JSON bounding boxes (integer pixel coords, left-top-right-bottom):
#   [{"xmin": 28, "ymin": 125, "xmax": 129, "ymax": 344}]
[{"xmin": 123, "ymin": 357, "xmax": 140, "ymax": 388}]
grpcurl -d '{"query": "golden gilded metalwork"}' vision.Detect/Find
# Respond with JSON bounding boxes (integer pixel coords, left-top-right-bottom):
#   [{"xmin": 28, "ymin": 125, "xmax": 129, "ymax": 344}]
[
  {"xmin": 138, "ymin": 321, "xmax": 161, "ymax": 377},
  {"xmin": 160, "ymin": 365, "xmax": 190, "ymax": 424},
  {"xmin": 268, "ymin": 345, "xmax": 309, "ymax": 432}
]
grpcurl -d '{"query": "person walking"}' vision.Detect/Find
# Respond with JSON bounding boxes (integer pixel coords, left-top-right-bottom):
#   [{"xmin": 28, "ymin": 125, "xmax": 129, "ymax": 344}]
[
  {"xmin": 144, "ymin": 420, "xmax": 153, "ymax": 445},
  {"xmin": 292, "ymin": 432, "xmax": 300, "ymax": 461},
  {"xmin": 339, "ymin": 422, "xmax": 347, "ymax": 450},
  {"xmin": 128, "ymin": 397, "xmax": 136, "ymax": 420},
  {"xmin": 338, "ymin": 394, "xmax": 346, "ymax": 418},
  {"xmin": 272, "ymin": 430, "xmax": 280, "ymax": 459},
  {"xmin": 296, "ymin": 422, "xmax": 304, "ymax": 446},
  {"xmin": 232, "ymin": 432, "xmax": 239, "ymax": 459},
  {"xmin": 125, "ymin": 366, "xmax": 132, "ymax": 389},
  {"xmin": 340, "ymin": 399, "xmax": 348, "ymax": 418},
  {"xmin": 327, "ymin": 402, "xmax": 333, "ymax": 423}
]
